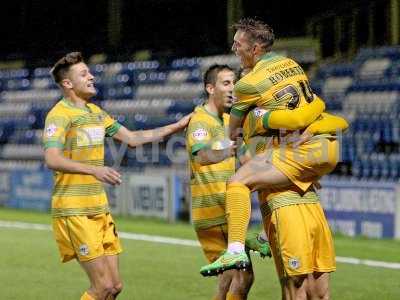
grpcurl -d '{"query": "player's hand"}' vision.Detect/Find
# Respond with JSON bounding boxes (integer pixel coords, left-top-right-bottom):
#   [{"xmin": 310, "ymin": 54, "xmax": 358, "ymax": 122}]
[
  {"xmin": 230, "ymin": 128, "xmax": 243, "ymax": 141},
  {"xmin": 92, "ymin": 166, "xmax": 122, "ymax": 185},
  {"xmin": 175, "ymin": 113, "xmax": 193, "ymax": 130},
  {"xmin": 292, "ymin": 130, "xmax": 313, "ymax": 148},
  {"xmin": 226, "ymin": 141, "xmax": 237, "ymax": 157}
]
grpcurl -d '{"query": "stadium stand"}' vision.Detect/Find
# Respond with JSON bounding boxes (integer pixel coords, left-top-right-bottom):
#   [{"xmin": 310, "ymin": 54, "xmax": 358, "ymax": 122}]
[
  {"xmin": 311, "ymin": 46, "xmax": 400, "ymax": 180},
  {"xmin": 0, "ymin": 47, "xmax": 399, "ymax": 180}
]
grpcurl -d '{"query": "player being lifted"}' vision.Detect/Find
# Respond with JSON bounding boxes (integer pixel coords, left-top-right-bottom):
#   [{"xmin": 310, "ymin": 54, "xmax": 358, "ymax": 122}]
[
  {"xmin": 43, "ymin": 52, "xmax": 191, "ymax": 300},
  {"xmin": 201, "ymin": 17, "xmax": 348, "ymax": 299}
]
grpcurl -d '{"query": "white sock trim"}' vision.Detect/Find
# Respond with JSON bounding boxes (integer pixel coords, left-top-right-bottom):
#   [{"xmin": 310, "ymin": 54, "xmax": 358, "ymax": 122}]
[{"xmin": 227, "ymin": 242, "xmax": 245, "ymax": 254}]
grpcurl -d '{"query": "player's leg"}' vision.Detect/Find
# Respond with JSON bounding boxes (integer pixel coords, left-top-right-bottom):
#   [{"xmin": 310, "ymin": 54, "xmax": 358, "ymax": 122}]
[
  {"xmin": 225, "ymin": 138, "xmax": 338, "ymax": 259},
  {"xmin": 306, "ymin": 202, "xmax": 335, "ymax": 300},
  {"xmin": 229, "ymin": 151, "xmax": 293, "ymax": 190},
  {"xmin": 52, "ymin": 215, "xmax": 115, "ymax": 299},
  {"xmin": 282, "ymin": 275, "xmax": 308, "ymax": 300},
  {"xmin": 264, "ymin": 208, "xmax": 307, "ymax": 300},
  {"xmin": 104, "ymin": 255, "xmax": 123, "ymax": 299},
  {"xmin": 265, "ymin": 203, "xmax": 322, "ymax": 300},
  {"xmin": 200, "ymin": 154, "xmax": 296, "ymax": 275},
  {"xmin": 225, "ymin": 152, "xmax": 293, "ymax": 256},
  {"xmin": 79, "ymin": 256, "xmax": 115, "ymax": 300},
  {"xmin": 306, "ymin": 272, "xmax": 330, "ymax": 300},
  {"xmin": 227, "ymin": 267, "xmax": 254, "ymax": 300},
  {"xmin": 282, "ymin": 272, "xmax": 330, "ymax": 300},
  {"xmin": 197, "ymin": 224, "xmax": 234, "ymax": 297},
  {"xmin": 215, "ymin": 270, "xmax": 234, "ymax": 300},
  {"xmin": 103, "ymin": 213, "xmax": 124, "ymax": 298},
  {"xmin": 213, "ymin": 268, "xmax": 254, "ymax": 300}
]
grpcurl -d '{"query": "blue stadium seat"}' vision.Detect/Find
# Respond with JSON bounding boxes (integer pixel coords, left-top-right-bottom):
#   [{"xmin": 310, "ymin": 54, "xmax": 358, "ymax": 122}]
[
  {"xmin": 134, "ymin": 71, "xmax": 167, "ymax": 85},
  {"xmin": 0, "ymin": 68, "xmax": 29, "ymax": 80},
  {"xmin": 170, "ymin": 57, "xmax": 201, "ymax": 70},
  {"xmin": 5, "ymin": 79, "xmax": 31, "ymax": 91}
]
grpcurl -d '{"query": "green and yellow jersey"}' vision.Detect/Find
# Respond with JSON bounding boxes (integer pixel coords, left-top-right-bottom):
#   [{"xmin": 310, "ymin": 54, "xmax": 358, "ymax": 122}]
[
  {"xmin": 242, "ymin": 107, "xmax": 349, "ymax": 151},
  {"xmin": 186, "ymin": 105, "xmax": 235, "ymax": 230},
  {"xmin": 232, "ymin": 52, "xmax": 316, "ymax": 120},
  {"xmin": 43, "ymin": 98, "xmax": 121, "ymax": 217},
  {"xmin": 240, "ymin": 107, "xmax": 348, "ymax": 205}
]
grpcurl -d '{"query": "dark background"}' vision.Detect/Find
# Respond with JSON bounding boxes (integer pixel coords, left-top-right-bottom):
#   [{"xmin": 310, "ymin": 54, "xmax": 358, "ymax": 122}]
[{"xmin": 0, "ymin": 0, "xmax": 385, "ymax": 64}]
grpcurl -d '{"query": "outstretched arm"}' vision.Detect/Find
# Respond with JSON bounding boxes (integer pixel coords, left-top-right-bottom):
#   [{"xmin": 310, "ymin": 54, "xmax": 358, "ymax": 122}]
[
  {"xmin": 112, "ymin": 113, "xmax": 192, "ymax": 147},
  {"xmin": 195, "ymin": 144, "xmax": 236, "ymax": 166},
  {"xmin": 263, "ymin": 96, "xmax": 326, "ymax": 130}
]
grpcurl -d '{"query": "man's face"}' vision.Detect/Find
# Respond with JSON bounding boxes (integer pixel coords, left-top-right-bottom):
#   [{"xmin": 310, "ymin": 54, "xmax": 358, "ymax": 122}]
[
  {"xmin": 231, "ymin": 30, "xmax": 256, "ymax": 69},
  {"xmin": 64, "ymin": 62, "xmax": 96, "ymax": 99},
  {"xmin": 211, "ymin": 69, "xmax": 235, "ymax": 111}
]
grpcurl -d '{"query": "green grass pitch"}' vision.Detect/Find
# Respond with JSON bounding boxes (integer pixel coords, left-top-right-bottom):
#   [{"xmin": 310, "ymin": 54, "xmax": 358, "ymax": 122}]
[{"xmin": 0, "ymin": 208, "xmax": 399, "ymax": 299}]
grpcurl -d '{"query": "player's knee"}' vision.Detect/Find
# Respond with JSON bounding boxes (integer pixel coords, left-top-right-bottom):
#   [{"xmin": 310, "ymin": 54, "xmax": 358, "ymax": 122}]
[
  {"xmin": 312, "ymin": 288, "xmax": 330, "ymax": 300},
  {"xmin": 104, "ymin": 283, "xmax": 115, "ymax": 296},
  {"xmin": 112, "ymin": 281, "xmax": 123, "ymax": 296},
  {"xmin": 93, "ymin": 281, "xmax": 114, "ymax": 299},
  {"xmin": 319, "ymin": 293, "xmax": 330, "ymax": 300}
]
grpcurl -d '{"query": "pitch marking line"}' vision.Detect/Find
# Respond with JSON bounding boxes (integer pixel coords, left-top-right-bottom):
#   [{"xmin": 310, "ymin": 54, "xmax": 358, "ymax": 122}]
[{"xmin": 1, "ymin": 220, "xmax": 400, "ymax": 270}]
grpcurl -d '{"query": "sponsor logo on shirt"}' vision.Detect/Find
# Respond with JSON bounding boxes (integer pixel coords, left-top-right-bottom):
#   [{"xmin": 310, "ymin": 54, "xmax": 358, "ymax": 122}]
[
  {"xmin": 77, "ymin": 126, "xmax": 105, "ymax": 146},
  {"xmin": 192, "ymin": 128, "xmax": 208, "ymax": 141}
]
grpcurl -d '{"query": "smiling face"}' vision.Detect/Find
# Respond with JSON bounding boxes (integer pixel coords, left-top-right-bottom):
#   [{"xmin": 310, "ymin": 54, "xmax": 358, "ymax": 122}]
[
  {"xmin": 62, "ymin": 62, "xmax": 96, "ymax": 99},
  {"xmin": 231, "ymin": 30, "xmax": 257, "ymax": 69},
  {"xmin": 207, "ymin": 69, "xmax": 235, "ymax": 113}
]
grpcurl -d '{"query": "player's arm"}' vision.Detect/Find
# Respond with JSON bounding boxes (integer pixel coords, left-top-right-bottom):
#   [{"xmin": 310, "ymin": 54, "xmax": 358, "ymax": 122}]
[
  {"xmin": 237, "ymin": 143, "xmax": 252, "ymax": 165},
  {"xmin": 229, "ymin": 114, "xmax": 245, "ymax": 141},
  {"xmin": 262, "ymin": 96, "xmax": 326, "ymax": 130},
  {"xmin": 112, "ymin": 113, "xmax": 192, "ymax": 147},
  {"xmin": 186, "ymin": 117, "xmax": 236, "ymax": 166},
  {"xmin": 292, "ymin": 113, "xmax": 349, "ymax": 147},
  {"xmin": 304, "ymin": 112, "xmax": 349, "ymax": 134},
  {"xmin": 195, "ymin": 143, "xmax": 236, "ymax": 165},
  {"xmin": 230, "ymin": 80, "xmax": 261, "ymax": 140},
  {"xmin": 44, "ymin": 148, "xmax": 122, "ymax": 185}
]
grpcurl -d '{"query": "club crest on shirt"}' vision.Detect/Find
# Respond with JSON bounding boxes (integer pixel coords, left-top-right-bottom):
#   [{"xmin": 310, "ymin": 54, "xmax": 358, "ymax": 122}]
[
  {"xmin": 288, "ymin": 257, "xmax": 301, "ymax": 270},
  {"xmin": 79, "ymin": 244, "xmax": 89, "ymax": 256},
  {"xmin": 45, "ymin": 123, "xmax": 57, "ymax": 137},
  {"xmin": 192, "ymin": 128, "xmax": 208, "ymax": 141},
  {"xmin": 253, "ymin": 108, "xmax": 268, "ymax": 118}
]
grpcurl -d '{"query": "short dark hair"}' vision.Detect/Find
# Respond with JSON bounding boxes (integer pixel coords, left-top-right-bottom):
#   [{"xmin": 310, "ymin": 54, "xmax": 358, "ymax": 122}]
[
  {"xmin": 50, "ymin": 52, "xmax": 84, "ymax": 84},
  {"xmin": 203, "ymin": 64, "xmax": 234, "ymax": 96},
  {"xmin": 233, "ymin": 17, "xmax": 275, "ymax": 51}
]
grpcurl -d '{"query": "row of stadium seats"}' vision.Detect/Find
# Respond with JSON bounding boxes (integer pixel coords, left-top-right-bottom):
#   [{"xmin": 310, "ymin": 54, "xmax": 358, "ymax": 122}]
[
  {"xmin": 350, "ymin": 153, "xmax": 400, "ymax": 179},
  {"xmin": 314, "ymin": 46, "xmax": 400, "ymax": 179},
  {"xmin": 0, "ymin": 48, "xmax": 399, "ymax": 179},
  {"xmin": 0, "ymin": 54, "xmax": 241, "ymax": 105}
]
